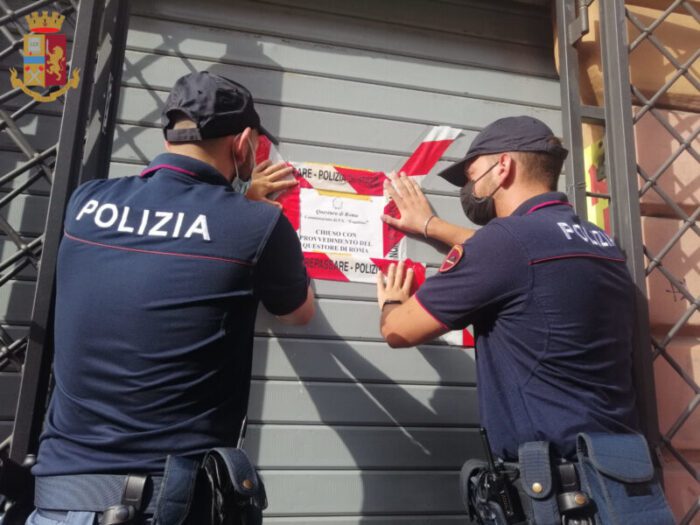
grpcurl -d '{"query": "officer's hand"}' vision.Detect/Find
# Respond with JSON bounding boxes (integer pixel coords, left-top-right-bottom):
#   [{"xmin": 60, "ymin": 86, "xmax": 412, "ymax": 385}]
[
  {"xmin": 382, "ymin": 172, "xmax": 435, "ymax": 236},
  {"xmin": 246, "ymin": 160, "xmax": 298, "ymax": 208},
  {"xmin": 376, "ymin": 260, "xmax": 414, "ymax": 310}
]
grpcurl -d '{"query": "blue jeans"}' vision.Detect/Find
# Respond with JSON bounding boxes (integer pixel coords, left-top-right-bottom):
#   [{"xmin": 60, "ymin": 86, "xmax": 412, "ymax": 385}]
[
  {"xmin": 25, "ymin": 510, "xmax": 98, "ymax": 525},
  {"xmin": 24, "ymin": 510, "xmax": 154, "ymax": 525}
]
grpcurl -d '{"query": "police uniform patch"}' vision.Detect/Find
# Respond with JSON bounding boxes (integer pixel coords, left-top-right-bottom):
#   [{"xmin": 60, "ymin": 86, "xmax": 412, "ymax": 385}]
[{"xmin": 439, "ymin": 244, "xmax": 464, "ymax": 273}]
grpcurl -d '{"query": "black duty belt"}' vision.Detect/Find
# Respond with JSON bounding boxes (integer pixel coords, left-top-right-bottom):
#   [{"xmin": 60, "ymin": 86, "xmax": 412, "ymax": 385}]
[{"xmin": 35, "ymin": 474, "xmax": 163, "ymax": 515}]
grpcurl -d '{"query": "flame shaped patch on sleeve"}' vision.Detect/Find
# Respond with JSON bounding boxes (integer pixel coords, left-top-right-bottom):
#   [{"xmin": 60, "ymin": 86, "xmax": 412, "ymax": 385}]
[{"xmin": 439, "ymin": 244, "xmax": 464, "ymax": 273}]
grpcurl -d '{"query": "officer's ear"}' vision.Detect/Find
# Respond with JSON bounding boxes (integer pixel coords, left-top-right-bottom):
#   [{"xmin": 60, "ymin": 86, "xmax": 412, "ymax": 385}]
[
  {"xmin": 231, "ymin": 127, "xmax": 255, "ymax": 164},
  {"xmin": 496, "ymin": 153, "xmax": 515, "ymax": 187}
]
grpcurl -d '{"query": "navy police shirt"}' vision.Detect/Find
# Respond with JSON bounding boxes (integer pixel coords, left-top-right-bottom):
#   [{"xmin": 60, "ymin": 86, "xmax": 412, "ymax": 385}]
[
  {"xmin": 33, "ymin": 153, "xmax": 309, "ymax": 476},
  {"xmin": 415, "ymin": 192, "xmax": 639, "ymax": 459}
]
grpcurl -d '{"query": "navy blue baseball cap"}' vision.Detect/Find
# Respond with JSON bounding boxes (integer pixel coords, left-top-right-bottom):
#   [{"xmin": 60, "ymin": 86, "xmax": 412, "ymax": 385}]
[
  {"xmin": 438, "ymin": 116, "xmax": 568, "ymax": 186},
  {"xmin": 162, "ymin": 71, "xmax": 278, "ymax": 144}
]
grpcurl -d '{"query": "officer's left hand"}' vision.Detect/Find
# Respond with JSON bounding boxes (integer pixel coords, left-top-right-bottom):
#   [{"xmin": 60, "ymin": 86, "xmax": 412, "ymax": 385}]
[
  {"xmin": 376, "ymin": 260, "xmax": 414, "ymax": 310},
  {"xmin": 246, "ymin": 160, "xmax": 298, "ymax": 208}
]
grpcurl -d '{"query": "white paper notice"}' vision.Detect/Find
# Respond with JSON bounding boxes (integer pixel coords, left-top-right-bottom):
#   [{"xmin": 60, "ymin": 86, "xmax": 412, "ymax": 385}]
[{"xmin": 298, "ymin": 188, "xmax": 385, "ymax": 258}]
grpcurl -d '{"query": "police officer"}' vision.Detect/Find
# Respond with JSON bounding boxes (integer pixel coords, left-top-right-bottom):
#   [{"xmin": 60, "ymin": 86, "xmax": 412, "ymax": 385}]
[
  {"xmin": 376, "ymin": 117, "xmax": 673, "ymax": 524},
  {"xmin": 26, "ymin": 71, "xmax": 314, "ymax": 524}
]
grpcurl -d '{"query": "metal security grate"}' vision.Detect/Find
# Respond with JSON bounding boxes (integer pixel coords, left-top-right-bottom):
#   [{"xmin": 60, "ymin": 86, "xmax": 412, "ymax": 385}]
[
  {"xmin": 0, "ymin": 0, "xmax": 78, "ymax": 456},
  {"xmin": 557, "ymin": 0, "xmax": 699, "ymax": 523},
  {"xmin": 0, "ymin": 0, "xmax": 128, "ymax": 478},
  {"xmin": 627, "ymin": 3, "xmax": 700, "ymax": 524}
]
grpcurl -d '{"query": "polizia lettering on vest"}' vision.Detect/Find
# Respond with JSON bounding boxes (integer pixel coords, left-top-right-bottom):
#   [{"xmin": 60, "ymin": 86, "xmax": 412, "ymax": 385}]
[{"xmin": 76, "ymin": 199, "xmax": 211, "ymax": 241}]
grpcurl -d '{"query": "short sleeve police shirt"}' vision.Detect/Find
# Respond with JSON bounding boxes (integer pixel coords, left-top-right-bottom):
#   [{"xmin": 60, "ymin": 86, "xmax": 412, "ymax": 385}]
[
  {"xmin": 34, "ymin": 153, "xmax": 309, "ymax": 476},
  {"xmin": 415, "ymin": 192, "xmax": 639, "ymax": 459}
]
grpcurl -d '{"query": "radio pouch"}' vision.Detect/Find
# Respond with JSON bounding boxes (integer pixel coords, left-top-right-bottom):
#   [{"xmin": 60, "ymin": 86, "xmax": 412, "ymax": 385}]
[
  {"xmin": 460, "ymin": 459, "xmax": 489, "ymax": 522},
  {"xmin": 576, "ymin": 433, "xmax": 675, "ymax": 525},
  {"xmin": 459, "ymin": 459, "xmax": 528, "ymax": 525}
]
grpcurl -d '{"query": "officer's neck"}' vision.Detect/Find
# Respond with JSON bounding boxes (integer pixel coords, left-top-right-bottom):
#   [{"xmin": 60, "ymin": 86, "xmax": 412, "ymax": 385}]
[
  {"xmin": 165, "ymin": 143, "xmax": 234, "ymax": 183},
  {"xmin": 495, "ymin": 184, "xmax": 553, "ymax": 218}
]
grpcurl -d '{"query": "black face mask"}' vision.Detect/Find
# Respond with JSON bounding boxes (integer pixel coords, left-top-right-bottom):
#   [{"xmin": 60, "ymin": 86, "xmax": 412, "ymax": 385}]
[{"xmin": 460, "ymin": 161, "xmax": 500, "ymax": 226}]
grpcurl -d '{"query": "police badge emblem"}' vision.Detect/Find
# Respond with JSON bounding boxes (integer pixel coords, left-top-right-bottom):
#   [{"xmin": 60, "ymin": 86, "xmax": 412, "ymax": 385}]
[
  {"xmin": 9, "ymin": 11, "xmax": 80, "ymax": 103},
  {"xmin": 439, "ymin": 244, "xmax": 464, "ymax": 273}
]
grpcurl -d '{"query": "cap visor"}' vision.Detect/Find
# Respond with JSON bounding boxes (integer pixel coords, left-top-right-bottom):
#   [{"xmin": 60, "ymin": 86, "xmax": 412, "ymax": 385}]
[
  {"xmin": 260, "ymin": 125, "xmax": 279, "ymax": 145},
  {"xmin": 437, "ymin": 159, "xmax": 468, "ymax": 187}
]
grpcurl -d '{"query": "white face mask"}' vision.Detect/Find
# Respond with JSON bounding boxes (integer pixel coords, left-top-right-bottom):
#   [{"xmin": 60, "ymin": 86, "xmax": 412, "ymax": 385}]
[
  {"xmin": 230, "ymin": 177, "xmax": 251, "ymax": 194},
  {"xmin": 231, "ymin": 137, "xmax": 257, "ymax": 194}
]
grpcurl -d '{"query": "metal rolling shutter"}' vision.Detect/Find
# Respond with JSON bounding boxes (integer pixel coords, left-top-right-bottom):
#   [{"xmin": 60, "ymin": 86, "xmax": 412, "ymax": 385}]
[{"xmin": 2, "ymin": 0, "xmax": 561, "ymax": 521}]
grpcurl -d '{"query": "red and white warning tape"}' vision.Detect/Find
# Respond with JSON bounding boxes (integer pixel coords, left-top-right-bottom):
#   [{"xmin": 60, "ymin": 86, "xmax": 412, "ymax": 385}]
[
  {"xmin": 259, "ymin": 125, "xmax": 461, "ymax": 257},
  {"xmin": 256, "ymin": 126, "xmax": 472, "ymax": 347}
]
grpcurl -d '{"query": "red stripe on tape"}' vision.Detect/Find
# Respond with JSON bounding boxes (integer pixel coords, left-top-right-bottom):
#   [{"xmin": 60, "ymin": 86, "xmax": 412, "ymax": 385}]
[
  {"xmin": 304, "ymin": 253, "xmax": 351, "ymax": 282},
  {"xmin": 256, "ymin": 136, "xmax": 272, "ymax": 164},
  {"xmin": 382, "ymin": 200, "xmax": 405, "ymax": 256},
  {"xmin": 462, "ymin": 329, "xmax": 475, "ymax": 348},
  {"xmin": 334, "ymin": 166, "xmax": 385, "ymax": 196},
  {"xmin": 296, "ymin": 173, "xmax": 314, "ymax": 189},
  {"xmin": 372, "ymin": 258, "xmax": 426, "ymax": 294},
  {"xmin": 399, "ymin": 139, "xmax": 454, "ymax": 175}
]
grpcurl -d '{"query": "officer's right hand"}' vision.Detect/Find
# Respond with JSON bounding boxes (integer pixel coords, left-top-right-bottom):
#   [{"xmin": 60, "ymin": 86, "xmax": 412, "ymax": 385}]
[
  {"xmin": 382, "ymin": 172, "xmax": 435, "ymax": 236},
  {"xmin": 246, "ymin": 160, "xmax": 298, "ymax": 208}
]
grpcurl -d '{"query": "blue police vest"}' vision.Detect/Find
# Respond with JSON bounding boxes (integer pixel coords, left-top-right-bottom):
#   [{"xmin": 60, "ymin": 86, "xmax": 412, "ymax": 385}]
[
  {"xmin": 416, "ymin": 192, "xmax": 639, "ymax": 459},
  {"xmin": 34, "ymin": 153, "xmax": 307, "ymax": 476}
]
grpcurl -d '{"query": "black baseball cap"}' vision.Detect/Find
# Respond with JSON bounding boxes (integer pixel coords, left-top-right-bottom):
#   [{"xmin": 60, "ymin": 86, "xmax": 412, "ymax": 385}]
[
  {"xmin": 438, "ymin": 116, "xmax": 568, "ymax": 186},
  {"xmin": 162, "ymin": 71, "xmax": 278, "ymax": 144}
]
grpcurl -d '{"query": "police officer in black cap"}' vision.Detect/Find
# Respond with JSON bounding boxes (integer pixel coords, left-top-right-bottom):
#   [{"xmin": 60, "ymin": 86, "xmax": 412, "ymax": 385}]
[
  {"xmin": 26, "ymin": 71, "xmax": 314, "ymax": 524},
  {"xmin": 375, "ymin": 116, "xmax": 674, "ymax": 524}
]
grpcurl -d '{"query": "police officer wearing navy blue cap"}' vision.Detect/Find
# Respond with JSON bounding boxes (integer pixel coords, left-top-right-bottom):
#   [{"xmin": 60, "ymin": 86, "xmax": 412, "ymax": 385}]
[
  {"xmin": 376, "ymin": 117, "xmax": 674, "ymax": 524},
  {"xmin": 26, "ymin": 71, "xmax": 314, "ymax": 525}
]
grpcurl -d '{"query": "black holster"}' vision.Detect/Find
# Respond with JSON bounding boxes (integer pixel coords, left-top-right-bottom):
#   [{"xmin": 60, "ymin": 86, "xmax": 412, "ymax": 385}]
[
  {"xmin": 149, "ymin": 448, "xmax": 267, "ymax": 525},
  {"xmin": 194, "ymin": 448, "xmax": 267, "ymax": 525}
]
